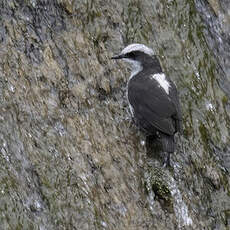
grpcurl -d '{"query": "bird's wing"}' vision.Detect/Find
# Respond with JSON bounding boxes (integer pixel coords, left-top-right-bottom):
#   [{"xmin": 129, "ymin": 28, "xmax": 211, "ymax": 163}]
[{"xmin": 128, "ymin": 75, "xmax": 178, "ymax": 135}]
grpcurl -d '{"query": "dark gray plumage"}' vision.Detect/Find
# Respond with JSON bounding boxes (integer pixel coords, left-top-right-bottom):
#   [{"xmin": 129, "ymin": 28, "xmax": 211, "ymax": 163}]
[{"xmin": 112, "ymin": 43, "xmax": 182, "ymax": 166}]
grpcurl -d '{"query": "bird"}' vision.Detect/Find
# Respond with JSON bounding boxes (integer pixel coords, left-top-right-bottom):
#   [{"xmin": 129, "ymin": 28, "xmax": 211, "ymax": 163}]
[{"xmin": 111, "ymin": 43, "xmax": 182, "ymax": 167}]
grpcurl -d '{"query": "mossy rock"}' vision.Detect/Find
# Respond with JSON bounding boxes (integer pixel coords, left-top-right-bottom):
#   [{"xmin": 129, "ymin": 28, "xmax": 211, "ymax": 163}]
[{"xmin": 145, "ymin": 167, "xmax": 173, "ymax": 212}]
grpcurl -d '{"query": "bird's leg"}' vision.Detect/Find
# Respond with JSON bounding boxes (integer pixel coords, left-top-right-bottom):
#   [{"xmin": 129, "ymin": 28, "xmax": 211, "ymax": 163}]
[{"xmin": 162, "ymin": 152, "xmax": 171, "ymax": 168}]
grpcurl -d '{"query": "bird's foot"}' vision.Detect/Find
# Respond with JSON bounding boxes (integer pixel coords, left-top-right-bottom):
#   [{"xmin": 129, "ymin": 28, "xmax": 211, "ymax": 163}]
[{"xmin": 162, "ymin": 152, "xmax": 171, "ymax": 168}]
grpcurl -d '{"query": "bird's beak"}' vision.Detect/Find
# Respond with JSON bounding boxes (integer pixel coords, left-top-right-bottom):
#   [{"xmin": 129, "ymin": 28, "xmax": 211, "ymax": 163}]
[{"xmin": 111, "ymin": 54, "xmax": 124, "ymax": 60}]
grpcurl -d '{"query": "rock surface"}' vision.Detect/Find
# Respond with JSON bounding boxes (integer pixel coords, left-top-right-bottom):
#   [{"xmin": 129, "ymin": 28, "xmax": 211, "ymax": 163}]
[{"xmin": 0, "ymin": 0, "xmax": 229, "ymax": 229}]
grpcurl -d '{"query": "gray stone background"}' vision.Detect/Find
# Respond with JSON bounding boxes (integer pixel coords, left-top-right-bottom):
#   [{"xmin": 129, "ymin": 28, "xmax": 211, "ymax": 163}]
[{"xmin": 0, "ymin": 0, "xmax": 229, "ymax": 229}]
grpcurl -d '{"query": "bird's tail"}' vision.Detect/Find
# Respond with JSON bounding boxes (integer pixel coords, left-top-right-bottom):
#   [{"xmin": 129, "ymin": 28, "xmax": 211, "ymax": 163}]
[
  {"xmin": 146, "ymin": 133, "xmax": 174, "ymax": 153},
  {"xmin": 146, "ymin": 134, "xmax": 174, "ymax": 167}
]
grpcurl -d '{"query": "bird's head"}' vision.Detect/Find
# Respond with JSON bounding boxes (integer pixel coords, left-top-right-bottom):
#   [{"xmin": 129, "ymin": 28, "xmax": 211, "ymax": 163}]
[{"xmin": 111, "ymin": 43, "xmax": 155, "ymax": 70}]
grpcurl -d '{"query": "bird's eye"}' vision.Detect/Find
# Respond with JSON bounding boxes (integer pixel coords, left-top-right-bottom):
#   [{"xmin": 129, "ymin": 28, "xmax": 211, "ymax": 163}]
[{"xmin": 127, "ymin": 52, "xmax": 135, "ymax": 59}]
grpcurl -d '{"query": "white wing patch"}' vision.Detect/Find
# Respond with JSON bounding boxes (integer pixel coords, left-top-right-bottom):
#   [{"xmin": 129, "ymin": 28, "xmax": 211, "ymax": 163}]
[{"xmin": 151, "ymin": 73, "xmax": 170, "ymax": 94}]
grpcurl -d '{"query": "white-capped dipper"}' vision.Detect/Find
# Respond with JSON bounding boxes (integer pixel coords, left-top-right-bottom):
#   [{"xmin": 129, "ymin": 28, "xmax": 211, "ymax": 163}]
[{"xmin": 111, "ymin": 43, "xmax": 182, "ymax": 166}]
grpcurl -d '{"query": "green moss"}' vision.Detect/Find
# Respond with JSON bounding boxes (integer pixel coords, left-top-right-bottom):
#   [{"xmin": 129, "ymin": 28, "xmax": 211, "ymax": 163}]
[
  {"xmin": 187, "ymin": 27, "xmax": 195, "ymax": 44},
  {"xmin": 121, "ymin": 0, "xmax": 143, "ymax": 43},
  {"xmin": 84, "ymin": 0, "xmax": 102, "ymax": 24},
  {"xmin": 199, "ymin": 122, "xmax": 210, "ymax": 151},
  {"xmin": 220, "ymin": 173, "xmax": 230, "ymax": 192},
  {"xmin": 222, "ymin": 95, "xmax": 228, "ymax": 106},
  {"xmin": 145, "ymin": 168, "xmax": 173, "ymax": 211},
  {"xmin": 196, "ymin": 25, "xmax": 205, "ymax": 41},
  {"xmin": 222, "ymin": 210, "xmax": 230, "ymax": 226}
]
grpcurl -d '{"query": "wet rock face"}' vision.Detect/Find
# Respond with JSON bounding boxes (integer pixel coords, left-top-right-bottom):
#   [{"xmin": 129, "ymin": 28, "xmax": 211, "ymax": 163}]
[
  {"xmin": 194, "ymin": 0, "xmax": 230, "ymax": 172},
  {"xmin": 0, "ymin": 0, "xmax": 229, "ymax": 229},
  {"xmin": 195, "ymin": 0, "xmax": 230, "ymax": 98}
]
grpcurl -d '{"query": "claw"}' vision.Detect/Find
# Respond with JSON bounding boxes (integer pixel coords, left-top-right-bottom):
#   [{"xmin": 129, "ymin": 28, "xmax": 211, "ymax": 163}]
[{"xmin": 162, "ymin": 152, "xmax": 171, "ymax": 168}]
